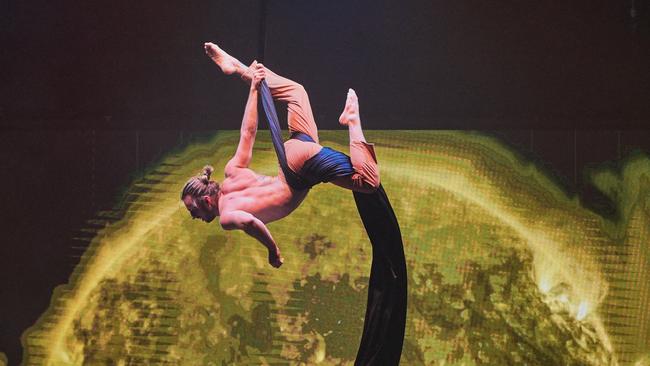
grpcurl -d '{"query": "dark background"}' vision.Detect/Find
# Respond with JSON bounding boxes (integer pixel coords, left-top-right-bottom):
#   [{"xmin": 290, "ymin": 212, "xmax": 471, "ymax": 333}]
[{"xmin": 2, "ymin": 1, "xmax": 649, "ymax": 364}]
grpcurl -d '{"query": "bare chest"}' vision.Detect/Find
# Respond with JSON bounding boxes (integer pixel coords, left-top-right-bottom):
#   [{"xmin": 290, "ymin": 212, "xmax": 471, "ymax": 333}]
[{"xmin": 219, "ymin": 169, "xmax": 302, "ymax": 222}]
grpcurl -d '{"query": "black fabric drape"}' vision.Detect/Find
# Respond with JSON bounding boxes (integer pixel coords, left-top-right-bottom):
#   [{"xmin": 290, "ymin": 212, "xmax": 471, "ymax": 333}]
[
  {"xmin": 258, "ymin": 81, "xmax": 407, "ymax": 365},
  {"xmin": 353, "ymin": 186, "xmax": 407, "ymax": 365}
]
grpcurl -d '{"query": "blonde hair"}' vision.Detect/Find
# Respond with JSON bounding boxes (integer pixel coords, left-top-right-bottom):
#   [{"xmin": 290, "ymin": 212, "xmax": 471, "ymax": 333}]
[{"xmin": 180, "ymin": 165, "xmax": 220, "ymax": 199}]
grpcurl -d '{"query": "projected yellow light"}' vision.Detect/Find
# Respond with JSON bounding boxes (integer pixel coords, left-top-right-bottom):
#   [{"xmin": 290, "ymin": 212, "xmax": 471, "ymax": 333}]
[
  {"xmin": 17, "ymin": 131, "xmax": 650, "ymax": 366},
  {"xmin": 577, "ymin": 300, "xmax": 591, "ymax": 321}
]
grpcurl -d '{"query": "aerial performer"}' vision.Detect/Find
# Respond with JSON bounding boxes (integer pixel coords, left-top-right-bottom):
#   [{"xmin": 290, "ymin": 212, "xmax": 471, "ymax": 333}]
[{"xmin": 181, "ymin": 42, "xmax": 407, "ymax": 365}]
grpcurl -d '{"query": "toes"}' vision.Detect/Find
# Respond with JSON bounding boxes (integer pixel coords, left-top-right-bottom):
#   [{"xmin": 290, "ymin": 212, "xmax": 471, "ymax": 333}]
[
  {"xmin": 348, "ymin": 89, "xmax": 358, "ymax": 102},
  {"xmin": 345, "ymin": 89, "xmax": 357, "ymax": 105},
  {"xmin": 204, "ymin": 43, "xmax": 216, "ymax": 56}
]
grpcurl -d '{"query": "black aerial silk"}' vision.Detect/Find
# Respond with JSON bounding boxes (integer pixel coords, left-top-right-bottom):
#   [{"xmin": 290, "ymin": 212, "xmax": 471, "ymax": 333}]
[{"xmin": 259, "ymin": 80, "xmax": 408, "ymax": 365}]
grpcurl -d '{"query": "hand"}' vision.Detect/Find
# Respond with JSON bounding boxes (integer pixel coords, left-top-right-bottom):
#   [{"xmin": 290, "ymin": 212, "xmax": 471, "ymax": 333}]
[
  {"xmin": 250, "ymin": 61, "xmax": 266, "ymax": 90},
  {"xmin": 268, "ymin": 249, "xmax": 284, "ymax": 268}
]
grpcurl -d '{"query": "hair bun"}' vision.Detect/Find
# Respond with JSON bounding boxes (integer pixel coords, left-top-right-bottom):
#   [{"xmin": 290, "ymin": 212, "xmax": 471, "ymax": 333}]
[
  {"xmin": 199, "ymin": 165, "xmax": 214, "ymax": 183},
  {"xmin": 202, "ymin": 165, "xmax": 214, "ymax": 177}
]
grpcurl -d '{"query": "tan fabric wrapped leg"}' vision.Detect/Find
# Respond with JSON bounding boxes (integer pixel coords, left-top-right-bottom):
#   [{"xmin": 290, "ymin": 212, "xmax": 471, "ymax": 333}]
[
  {"xmin": 350, "ymin": 140, "xmax": 380, "ymax": 190},
  {"xmin": 244, "ymin": 66, "xmax": 319, "ymax": 144}
]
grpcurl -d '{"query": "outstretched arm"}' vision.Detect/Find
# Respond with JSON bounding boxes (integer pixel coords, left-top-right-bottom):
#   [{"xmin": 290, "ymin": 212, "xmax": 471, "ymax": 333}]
[
  {"xmin": 225, "ymin": 62, "xmax": 266, "ymax": 174},
  {"xmin": 219, "ymin": 210, "xmax": 284, "ymax": 268}
]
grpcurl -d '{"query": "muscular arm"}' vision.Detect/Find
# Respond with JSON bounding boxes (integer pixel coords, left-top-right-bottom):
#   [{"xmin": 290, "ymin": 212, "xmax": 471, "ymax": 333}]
[
  {"xmin": 225, "ymin": 63, "xmax": 266, "ymax": 175},
  {"xmin": 219, "ymin": 210, "xmax": 284, "ymax": 268},
  {"xmin": 225, "ymin": 87, "xmax": 258, "ymax": 173}
]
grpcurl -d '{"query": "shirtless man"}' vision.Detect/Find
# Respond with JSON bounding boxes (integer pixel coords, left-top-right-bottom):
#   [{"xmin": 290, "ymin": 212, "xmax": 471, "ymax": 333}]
[{"xmin": 181, "ymin": 42, "xmax": 380, "ymax": 268}]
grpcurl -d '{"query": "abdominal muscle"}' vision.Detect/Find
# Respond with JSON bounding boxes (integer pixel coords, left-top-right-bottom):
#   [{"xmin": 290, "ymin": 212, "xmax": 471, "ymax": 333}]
[{"xmin": 218, "ymin": 168, "xmax": 309, "ymax": 224}]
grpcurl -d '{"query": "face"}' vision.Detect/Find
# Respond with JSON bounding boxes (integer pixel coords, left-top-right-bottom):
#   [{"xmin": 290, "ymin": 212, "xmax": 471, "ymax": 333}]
[{"xmin": 182, "ymin": 194, "xmax": 218, "ymax": 223}]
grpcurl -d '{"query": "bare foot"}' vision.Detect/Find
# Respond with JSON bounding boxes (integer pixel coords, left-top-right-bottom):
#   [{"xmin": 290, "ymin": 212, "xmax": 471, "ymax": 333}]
[
  {"xmin": 268, "ymin": 250, "xmax": 284, "ymax": 268},
  {"xmin": 338, "ymin": 88, "xmax": 361, "ymax": 126},
  {"xmin": 204, "ymin": 42, "xmax": 239, "ymax": 75}
]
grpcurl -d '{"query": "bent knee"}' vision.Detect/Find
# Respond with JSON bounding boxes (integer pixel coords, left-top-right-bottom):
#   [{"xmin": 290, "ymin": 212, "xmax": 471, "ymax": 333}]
[{"xmin": 293, "ymin": 84, "xmax": 309, "ymax": 101}]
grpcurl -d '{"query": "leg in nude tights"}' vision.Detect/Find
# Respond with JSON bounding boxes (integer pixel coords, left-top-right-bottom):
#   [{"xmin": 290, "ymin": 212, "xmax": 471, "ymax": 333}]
[
  {"xmin": 204, "ymin": 42, "xmax": 379, "ymax": 192},
  {"xmin": 331, "ymin": 88, "xmax": 380, "ymax": 192}
]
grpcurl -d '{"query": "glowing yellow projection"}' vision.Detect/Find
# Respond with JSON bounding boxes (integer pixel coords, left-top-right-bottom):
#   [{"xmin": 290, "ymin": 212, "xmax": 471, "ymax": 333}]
[{"xmin": 18, "ymin": 131, "xmax": 650, "ymax": 365}]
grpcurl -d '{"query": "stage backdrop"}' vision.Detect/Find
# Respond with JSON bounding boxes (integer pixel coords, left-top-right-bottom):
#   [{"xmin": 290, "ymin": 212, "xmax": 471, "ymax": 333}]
[{"xmin": 7, "ymin": 130, "xmax": 649, "ymax": 365}]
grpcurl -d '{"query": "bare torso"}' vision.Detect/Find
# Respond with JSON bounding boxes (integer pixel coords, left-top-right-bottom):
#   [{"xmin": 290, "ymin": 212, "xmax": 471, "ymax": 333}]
[{"xmin": 218, "ymin": 167, "xmax": 309, "ymax": 224}]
